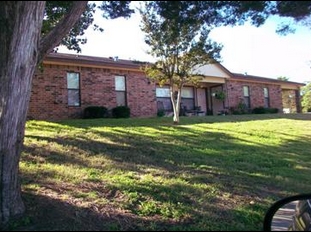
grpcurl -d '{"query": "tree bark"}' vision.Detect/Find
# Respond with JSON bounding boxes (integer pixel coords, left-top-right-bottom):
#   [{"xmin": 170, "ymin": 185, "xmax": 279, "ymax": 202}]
[
  {"xmin": 0, "ymin": 1, "xmax": 89, "ymax": 227},
  {"xmin": 0, "ymin": 1, "xmax": 45, "ymax": 227},
  {"xmin": 171, "ymin": 88, "xmax": 181, "ymax": 124}
]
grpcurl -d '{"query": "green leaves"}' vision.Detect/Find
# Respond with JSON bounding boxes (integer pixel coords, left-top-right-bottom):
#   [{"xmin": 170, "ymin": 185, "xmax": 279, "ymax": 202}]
[
  {"xmin": 139, "ymin": 2, "xmax": 226, "ymax": 123},
  {"xmin": 44, "ymin": 1, "xmax": 134, "ymax": 53},
  {"xmin": 301, "ymin": 82, "xmax": 311, "ymax": 113}
]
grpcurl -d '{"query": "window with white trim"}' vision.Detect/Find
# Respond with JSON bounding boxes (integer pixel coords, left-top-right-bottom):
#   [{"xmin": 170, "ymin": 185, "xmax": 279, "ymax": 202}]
[
  {"xmin": 67, "ymin": 72, "xmax": 80, "ymax": 106},
  {"xmin": 264, "ymin": 87, "xmax": 270, "ymax": 108},
  {"xmin": 156, "ymin": 86, "xmax": 172, "ymax": 111},
  {"xmin": 115, "ymin": 75, "xmax": 126, "ymax": 106},
  {"xmin": 243, "ymin": 86, "xmax": 250, "ymax": 109},
  {"xmin": 181, "ymin": 87, "xmax": 194, "ymax": 111},
  {"xmin": 156, "ymin": 86, "xmax": 195, "ymax": 111}
]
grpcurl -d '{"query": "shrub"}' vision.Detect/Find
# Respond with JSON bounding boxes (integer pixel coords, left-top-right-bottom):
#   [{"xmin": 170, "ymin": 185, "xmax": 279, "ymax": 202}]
[
  {"xmin": 112, "ymin": 106, "xmax": 130, "ymax": 118},
  {"xmin": 265, "ymin": 108, "xmax": 279, "ymax": 114},
  {"xmin": 251, "ymin": 107, "xmax": 279, "ymax": 114},
  {"xmin": 157, "ymin": 109, "xmax": 165, "ymax": 117},
  {"xmin": 252, "ymin": 106, "xmax": 266, "ymax": 114},
  {"xmin": 84, "ymin": 106, "xmax": 108, "ymax": 119},
  {"xmin": 230, "ymin": 101, "xmax": 249, "ymax": 115},
  {"xmin": 206, "ymin": 109, "xmax": 213, "ymax": 115},
  {"xmin": 214, "ymin": 90, "xmax": 226, "ymax": 101}
]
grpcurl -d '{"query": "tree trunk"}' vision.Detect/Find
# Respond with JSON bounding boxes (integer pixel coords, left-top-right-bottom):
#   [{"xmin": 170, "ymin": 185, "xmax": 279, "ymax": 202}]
[
  {"xmin": 0, "ymin": 2, "xmax": 45, "ymax": 227},
  {"xmin": 171, "ymin": 88, "xmax": 181, "ymax": 124},
  {"xmin": 0, "ymin": 1, "xmax": 88, "ymax": 227}
]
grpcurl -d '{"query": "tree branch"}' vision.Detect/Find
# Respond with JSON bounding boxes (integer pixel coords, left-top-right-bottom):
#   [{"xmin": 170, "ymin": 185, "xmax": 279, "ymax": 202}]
[{"xmin": 38, "ymin": 1, "xmax": 88, "ymax": 63}]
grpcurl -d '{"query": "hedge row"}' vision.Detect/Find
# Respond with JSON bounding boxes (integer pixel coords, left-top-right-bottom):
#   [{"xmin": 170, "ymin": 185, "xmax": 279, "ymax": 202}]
[{"xmin": 83, "ymin": 106, "xmax": 130, "ymax": 119}]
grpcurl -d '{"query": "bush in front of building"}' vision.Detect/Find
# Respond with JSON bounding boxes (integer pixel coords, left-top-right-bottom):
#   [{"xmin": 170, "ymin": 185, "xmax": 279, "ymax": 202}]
[
  {"xmin": 252, "ymin": 107, "xmax": 279, "ymax": 114},
  {"xmin": 252, "ymin": 106, "xmax": 266, "ymax": 114},
  {"xmin": 230, "ymin": 102, "xmax": 249, "ymax": 115},
  {"xmin": 84, "ymin": 106, "xmax": 108, "ymax": 119},
  {"xmin": 112, "ymin": 106, "xmax": 130, "ymax": 118},
  {"xmin": 157, "ymin": 109, "xmax": 165, "ymax": 117},
  {"xmin": 265, "ymin": 107, "xmax": 279, "ymax": 113}
]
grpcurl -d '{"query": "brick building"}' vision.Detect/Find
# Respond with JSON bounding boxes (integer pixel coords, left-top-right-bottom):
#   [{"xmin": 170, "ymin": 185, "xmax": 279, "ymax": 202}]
[{"xmin": 27, "ymin": 53, "xmax": 304, "ymax": 120}]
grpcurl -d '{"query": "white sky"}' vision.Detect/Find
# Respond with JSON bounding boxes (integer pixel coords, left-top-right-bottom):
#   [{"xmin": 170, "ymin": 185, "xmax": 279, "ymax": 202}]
[{"xmin": 57, "ymin": 4, "xmax": 311, "ymax": 84}]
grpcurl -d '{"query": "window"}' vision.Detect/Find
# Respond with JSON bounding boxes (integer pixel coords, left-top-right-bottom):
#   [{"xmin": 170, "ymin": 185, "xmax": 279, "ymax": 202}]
[
  {"xmin": 67, "ymin": 72, "xmax": 80, "ymax": 106},
  {"xmin": 243, "ymin": 86, "xmax": 250, "ymax": 109},
  {"xmin": 115, "ymin": 75, "xmax": 126, "ymax": 106},
  {"xmin": 156, "ymin": 86, "xmax": 172, "ymax": 111},
  {"xmin": 181, "ymin": 87, "xmax": 194, "ymax": 111},
  {"xmin": 264, "ymin": 87, "xmax": 270, "ymax": 108},
  {"xmin": 156, "ymin": 86, "xmax": 195, "ymax": 111}
]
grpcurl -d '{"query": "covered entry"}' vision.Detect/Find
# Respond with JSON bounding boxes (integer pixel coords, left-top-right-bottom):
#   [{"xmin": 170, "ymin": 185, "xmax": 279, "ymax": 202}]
[{"xmin": 156, "ymin": 63, "xmax": 230, "ymax": 116}]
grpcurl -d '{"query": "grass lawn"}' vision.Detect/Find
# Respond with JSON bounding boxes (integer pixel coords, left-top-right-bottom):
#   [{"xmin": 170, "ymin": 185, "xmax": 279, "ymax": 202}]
[{"xmin": 8, "ymin": 114, "xmax": 311, "ymax": 231}]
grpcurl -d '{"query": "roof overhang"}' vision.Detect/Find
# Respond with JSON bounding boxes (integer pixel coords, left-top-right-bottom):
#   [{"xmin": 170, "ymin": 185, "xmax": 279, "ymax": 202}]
[
  {"xmin": 192, "ymin": 63, "xmax": 231, "ymax": 79},
  {"xmin": 231, "ymin": 73, "xmax": 305, "ymax": 90},
  {"xmin": 43, "ymin": 53, "xmax": 145, "ymax": 72},
  {"xmin": 280, "ymin": 83, "xmax": 304, "ymax": 90},
  {"xmin": 200, "ymin": 76, "xmax": 226, "ymax": 84}
]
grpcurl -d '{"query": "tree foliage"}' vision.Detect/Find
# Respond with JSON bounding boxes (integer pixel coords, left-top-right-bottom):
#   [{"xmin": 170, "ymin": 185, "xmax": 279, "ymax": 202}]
[
  {"xmin": 277, "ymin": 76, "xmax": 290, "ymax": 81},
  {"xmin": 301, "ymin": 82, "xmax": 311, "ymax": 112},
  {"xmin": 138, "ymin": 1, "xmax": 278, "ymax": 124},
  {"xmin": 176, "ymin": 1, "xmax": 311, "ymax": 35},
  {"xmin": 43, "ymin": 1, "xmax": 134, "ymax": 54},
  {"xmin": 139, "ymin": 1, "xmax": 223, "ymax": 124},
  {"xmin": 42, "ymin": 1, "xmax": 311, "ymax": 58},
  {"xmin": 218, "ymin": 1, "xmax": 311, "ymax": 34}
]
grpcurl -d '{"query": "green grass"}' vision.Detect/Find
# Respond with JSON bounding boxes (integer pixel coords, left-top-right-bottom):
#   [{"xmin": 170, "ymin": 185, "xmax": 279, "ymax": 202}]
[{"xmin": 9, "ymin": 114, "xmax": 311, "ymax": 231}]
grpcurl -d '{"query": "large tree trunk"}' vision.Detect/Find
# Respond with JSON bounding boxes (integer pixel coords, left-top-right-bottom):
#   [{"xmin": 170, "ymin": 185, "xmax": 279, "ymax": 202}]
[
  {"xmin": 0, "ymin": 1, "xmax": 88, "ymax": 229},
  {"xmin": 0, "ymin": 2, "xmax": 45, "ymax": 227},
  {"xmin": 0, "ymin": 1, "xmax": 88, "ymax": 227},
  {"xmin": 0, "ymin": 0, "xmax": 133, "ymax": 227}
]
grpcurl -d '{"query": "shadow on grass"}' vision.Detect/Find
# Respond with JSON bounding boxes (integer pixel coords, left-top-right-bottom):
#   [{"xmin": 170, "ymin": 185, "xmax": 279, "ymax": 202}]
[
  {"xmin": 7, "ymin": 190, "xmax": 267, "ymax": 231},
  {"xmin": 45, "ymin": 113, "xmax": 311, "ymax": 129},
  {"xmin": 7, "ymin": 192, "xmax": 178, "ymax": 231},
  {"xmin": 16, "ymin": 115, "xmax": 311, "ymax": 231}
]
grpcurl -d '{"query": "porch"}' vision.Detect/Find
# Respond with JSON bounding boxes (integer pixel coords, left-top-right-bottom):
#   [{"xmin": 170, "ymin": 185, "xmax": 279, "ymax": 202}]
[{"xmin": 156, "ymin": 82, "xmax": 227, "ymax": 117}]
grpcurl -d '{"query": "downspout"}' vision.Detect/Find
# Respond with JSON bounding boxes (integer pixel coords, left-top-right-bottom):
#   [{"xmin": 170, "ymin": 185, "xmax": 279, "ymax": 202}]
[
  {"xmin": 194, "ymin": 87, "xmax": 197, "ymax": 108},
  {"xmin": 221, "ymin": 85, "xmax": 225, "ymax": 110},
  {"xmin": 224, "ymin": 79, "xmax": 230, "ymax": 112},
  {"xmin": 209, "ymin": 87, "xmax": 214, "ymax": 115},
  {"xmin": 295, "ymin": 89, "xmax": 302, "ymax": 113},
  {"xmin": 205, "ymin": 88, "xmax": 209, "ymax": 115}
]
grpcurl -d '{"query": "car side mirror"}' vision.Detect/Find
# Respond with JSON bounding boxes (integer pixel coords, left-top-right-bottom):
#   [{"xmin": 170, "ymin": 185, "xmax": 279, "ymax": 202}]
[{"xmin": 263, "ymin": 193, "xmax": 311, "ymax": 231}]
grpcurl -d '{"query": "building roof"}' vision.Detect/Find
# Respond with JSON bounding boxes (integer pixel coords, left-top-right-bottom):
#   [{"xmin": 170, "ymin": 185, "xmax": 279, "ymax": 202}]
[
  {"xmin": 43, "ymin": 53, "xmax": 305, "ymax": 89},
  {"xmin": 44, "ymin": 53, "xmax": 149, "ymax": 71},
  {"xmin": 231, "ymin": 72, "xmax": 305, "ymax": 89}
]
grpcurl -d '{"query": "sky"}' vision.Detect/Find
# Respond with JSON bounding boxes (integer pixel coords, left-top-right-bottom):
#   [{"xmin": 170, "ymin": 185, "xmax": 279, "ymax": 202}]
[{"xmin": 57, "ymin": 4, "xmax": 311, "ymax": 84}]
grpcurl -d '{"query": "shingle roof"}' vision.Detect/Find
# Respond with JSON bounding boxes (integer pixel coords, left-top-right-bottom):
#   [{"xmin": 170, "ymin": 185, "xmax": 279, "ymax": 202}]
[
  {"xmin": 43, "ymin": 52, "xmax": 305, "ymax": 87},
  {"xmin": 231, "ymin": 72, "xmax": 305, "ymax": 86},
  {"xmin": 44, "ymin": 52, "xmax": 150, "ymax": 71}
]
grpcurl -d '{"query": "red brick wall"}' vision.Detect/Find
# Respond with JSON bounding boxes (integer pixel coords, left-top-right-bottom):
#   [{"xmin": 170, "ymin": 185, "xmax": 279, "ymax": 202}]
[
  {"xmin": 225, "ymin": 80, "xmax": 283, "ymax": 112},
  {"xmin": 28, "ymin": 64, "xmax": 157, "ymax": 120}
]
